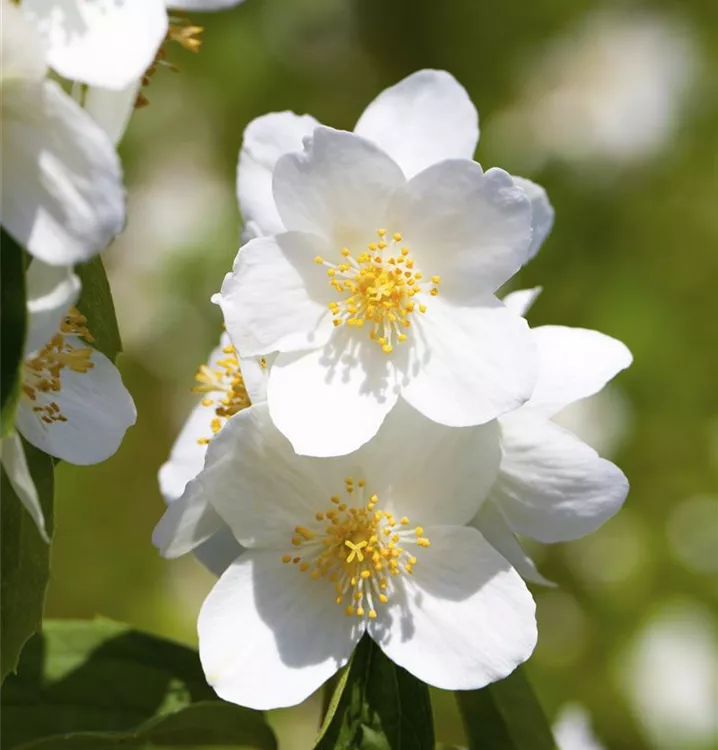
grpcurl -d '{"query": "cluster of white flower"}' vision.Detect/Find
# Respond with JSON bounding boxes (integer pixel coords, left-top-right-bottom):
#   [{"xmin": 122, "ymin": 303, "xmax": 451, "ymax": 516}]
[
  {"xmin": 0, "ymin": 0, "xmax": 244, "ymax": 539},
  {"xmin": 154, "ymin": 70, "xmax": 632, "ymax": 708}
]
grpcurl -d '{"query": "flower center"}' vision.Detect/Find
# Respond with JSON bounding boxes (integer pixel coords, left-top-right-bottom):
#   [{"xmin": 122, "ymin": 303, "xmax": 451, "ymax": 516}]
[
  {"xmin": 193, "ymin": 344, "xmax": 264, "ymax": 445},
  {"xmin": 314, "ymin": 229, "xmax": 440, "ymax": 353},
  {"xmin": 22, "ymin": 307, "xmax": 95, "ymax": 424},
  {"xmin": 282, "ymin": 476, "xmax": 431, "ymax": 620}
]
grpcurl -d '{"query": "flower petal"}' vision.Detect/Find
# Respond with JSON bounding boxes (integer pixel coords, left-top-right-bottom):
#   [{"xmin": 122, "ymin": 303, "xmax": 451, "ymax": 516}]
[
  {"xmin": 237, "ymin": 112, "xmax": 321, "ymax": 239},
  {"xmin": 0, "ymin": 432, "xmax": 49, "ymax": 543},
  {"xmin": 169, "ymin": 0, "xmax": 246, "ymax": 8},
  {"xmin": 153, "ymin": 490, "xmax": 226, "ymax": 558},
  {"xmin": 389, "ymin": 162, "xmax": 532, "ymax": 299},
  {"xmin": 273, "ymin": 127, "xmax": 405, "ymax": 242},
  {"xmin": 268, "ymin": 334, "xmax": 399, "ymax": 457},
  {"xmin": 199, "ymin": 549, "xmax": 363, "ymax": 710},
  {"xmin": 370, "ymin": 526, "xmax": 536, "ymax": 690},
  {"xmin": 525, "ymin": 326, "xmax": 633, "ymax": 417},
  {"xmin": 2, "ymin": 0, "xmax": 46, "ymax": 81},
  {"xmin": 25, "ymin": 261, "xmax": 81, "ymax": 355},
  {"xmin": 193, "ymin": 527, "xmax": 243, "ymax": 578},
  {"xmin": 354, "ymin": 69, "xmax": 479, "ymax": 179},
  {"xmin": 240, "ymin": 352, "xmax": 273, "ymax": 406},
  {"xmin": 502, "ymin": 287, "xmax": 542, "ymax": 318},
  {"xmin": 16, "ymin": 346, "xmax": 136, "ymax": 464},
  {"xmin": 2, "ymin": 80, "xmax": 125, "ymax": 266},
  {"xmin": 216, "ymin": 233, "xmax": 334, "ymax": 357},
  {"xmin": 512, "ymin": 176, "xmax": 554, "ymax": 261},
  {"xmin": 401, "ymin": 295, "xmax": 537, "ymax": 427},
  {"xmin": 83, "ymin": 80, "xmax": 141, "ymax": 145},
  {"xmin": 181, "ymin": 404, "xmax": 348, "ymax": 546},
  {"xmin": 492, "ymin": 413, "xmax": 629, "ymax": 543},
  {"xmin": 353, "ymin": 400, "xmax": 501, "ymax": 527},
  {"xmin": 471, "ymin": 500, "xmax": 554, "ymax": 586},
  {"xmin": 23, "ymin": 0, "xmax": 168, "ymax": 90}
]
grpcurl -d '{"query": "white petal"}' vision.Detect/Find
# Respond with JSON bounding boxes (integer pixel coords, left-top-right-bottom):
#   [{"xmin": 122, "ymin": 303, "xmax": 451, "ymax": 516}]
[
  {"xmin": 401, "ymin": 295, "xmax": 537, "ymax": 427},
  {"xmin": 2, "ymin": 80, "xmax": 125, "ymax": 266},
  {"xmin": 273, "ymin": 127, "xmax": 405, "ymax": 241},
  {"xmin": 353, "ymin": 400, "xmax": 501, "ymax": 527},
  {"xmin": 181, "ymin": 404, "xmax": 348, "ymax": 546},
  {"xmin": 168, "ymin": 0, "xmax": 245, "ymax": 8},
  {"xmin": 268, "ymin": 334, "xmax": 399, "ymax": 457},
  {"xmin": 25, "ymin": 261, "xmax": 81, "ymax": 355},
  {"xmin": 525, "ymin": 326, "xmax": 633, "ymax": 417},
  {"xmin": 492, "ymin": 413, "xmax": 629, "ymax": 543},
  {"xmin": 153, "ymin": 490, "xmax": 225, "ymax": 558},
  {"xmin": 0, "ymin": 433, "xmax": 49, "ymax": 543},
  {"xmin": 83, "ymin": 80, "xmax": 140, "ymax": 145},
  {"xmin": 354, "ymin": 69, "xmax": 479, "ymax": 179},
  {"xmin": 472, "ymin": 499, "xmax": 554, "ymax": 586},
  {"xmin": 512, "ymin": 176, "xmax": 554, "ymax": 261},
  {"xmin": 1, "ymin": 0, "xmax": 46, "ymax": 81},
  {"xmin": 217, "ymin": 233, "xmax": 334, "ymax": 358},
  {"xmin": 16, "ymin": 345, "xmax": 136, "ymax": 464},
  {"xmin": 389, "ymin": 162, "xmax": 532, "ymax": 299},
  {"xmin": 370, "ymin": 526, "xmax": 536, "ymax": 690},
  {"xmin": 240, "ymin": 352, "xmax": 273, "ymax": 405},
  {"xmin": 199, "ymin": 550, "xmax": 363, "ymax": 710},
  {"xmin": 23, "ymin": 0, "xmax": 168, "ymax": 90},
  {"xmin": 158, "ymin": 402, "xmax": 213, "ymax": 503},
  {"xmin": 192, "ymin": 527, "xmax": 243, "ymax": 578},
  {"xmin": 237, "ymin": 112, "xmax": 321, "ymax": 238},
  {"xmin": 502, "ymin": 287, "xmax": 542, "ymax": 318}
]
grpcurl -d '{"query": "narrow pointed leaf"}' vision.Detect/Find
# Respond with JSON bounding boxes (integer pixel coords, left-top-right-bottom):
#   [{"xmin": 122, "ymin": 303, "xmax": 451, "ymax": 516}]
[
  {"xmin": 1, "ymin": 228, "xmax": 28, "ymax": 437},
  {"xmin": 0, "ymin": 440, "xmax": 54, "ymax": 682},
  {"xmin": 456, "ymin": 667, "xmax": 556, "ymax": 750},
  {"xmin": 314, "ymin": 635, "xmax": 434, "ymax": 750},
  {"xmin": 75, "ymin": 257, "xmax": 122, "ymax": 363}
]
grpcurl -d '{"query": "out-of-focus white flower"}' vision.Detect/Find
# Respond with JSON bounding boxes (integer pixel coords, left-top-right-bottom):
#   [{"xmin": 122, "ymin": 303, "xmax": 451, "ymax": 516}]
[
  {"xmin": 21, "ymin": 0, "xmax": 247, "ymax": 92},
  {"xmin": 218, "ymin": 71, "xmax": 552, "ymax": 458},
  {"xmin": 621, "ymin": 602, "xmax": 718, "ymax": 750},
  {"xmin": 4, "ymin": 261, "xmax": 136, "ymax": 540},
  {"xmin": 0, "ymin": 0, "xmax": 125, "ymax": 266},
  {"xmin": 554, "ymin": 704, "xmax": 605, "ymax": 750},
  {"xmin": 472, "ymin": 289, "xmax": 632, "ymax": 584},
  {"xmin": 491, "ymin": 10, "xmax": 698, "ymax": 169},
  {"xmin": 156, "ymin": 400, "xmax": 537, "ymax": 710},
  {"xmin": 155, "ymin": 333, "xmax": 271, "ymax": 574}
]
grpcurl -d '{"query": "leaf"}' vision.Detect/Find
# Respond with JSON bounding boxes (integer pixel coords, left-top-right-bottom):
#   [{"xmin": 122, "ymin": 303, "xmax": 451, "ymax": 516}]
[
  {"xmin": 2, "ymin": 619, "xmax": 214, "ymax": 747},
  {"xmin": 1, "ymin": 228, "xmax": 28, "ymax": 437},
  {"xmin": 455, "ymin": 667, "xmax": 556, "ymax": 750},
  {"xmin": 1, "ymin": 440, "xmax": 54, "ymax": 683},
  {"xmin": 314, "ymin": 635, "xmax": 434, "ymax": 750},
  {"xmin": 14, "ymin": 701, "xmax": 278, "ymax": 750},
  {"xmin": 75, "ymin": 257, "xmax": 122, "ymax": 362}
]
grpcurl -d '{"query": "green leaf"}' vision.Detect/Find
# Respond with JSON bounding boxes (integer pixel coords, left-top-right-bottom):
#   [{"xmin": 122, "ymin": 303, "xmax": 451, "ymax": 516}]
[
  {"xmin": 1, "ymin": 440, "xmax": 54, "ymax": 683},
  {"xmin": 75, "ymin": 257, "xmax": 122, "ymax": 362},
  {"xmin": 1, "ymin": 619, "xmax": 226, "ymax": 748},
  {"xmin": 14, "ymin": 701, "xmax": 278, "ymax": 750},
  {"xmin": 1, "ymin": 228, "xmax": 28, "ymax": 437},
  {"xmin": 455, "ymin": 667, "xmax": 556, "ymax": 750},
  {"xmin": 314, "ymin": 635, "xmax": 434, "ymax": 750}
]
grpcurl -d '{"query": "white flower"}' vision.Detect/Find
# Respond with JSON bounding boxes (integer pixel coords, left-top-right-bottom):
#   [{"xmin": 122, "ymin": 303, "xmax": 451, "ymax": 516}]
[
  {"xmin": 2, "ymin": 260, "xmax": 135, "ymax": 540},
  {"xmin": 218, "ymin": 71, "xmax": 551, "ymax": 458},
  {"xmin": 156, "ymin": 400, "xmax": 536, "ymax": 709},
  {"xmin": 554, "ymin": 704, "xmax": 606, "ymax": 750},
  {"xmin": 472, "ymin": 289, "xmax": 632, "ymax": 584},
  {"xmin": 0, "ymin": 0, "xmax": 125, "ymax": 266},
  {"xmin": 21, "ymin": 0, "xmax": 247, "ymax": 92},
  {"xmin": 154, "ymin": 333, "xmax": 270, "ymax": 574}
]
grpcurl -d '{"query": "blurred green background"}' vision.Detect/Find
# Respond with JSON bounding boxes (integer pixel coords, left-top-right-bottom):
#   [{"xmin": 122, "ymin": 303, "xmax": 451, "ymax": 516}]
[{"xmin": 46, "ymin": 0, "xmax": 718, "ymax": 748}]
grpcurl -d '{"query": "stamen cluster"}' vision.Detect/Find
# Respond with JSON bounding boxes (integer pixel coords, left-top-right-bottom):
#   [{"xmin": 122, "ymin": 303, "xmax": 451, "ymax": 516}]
[
  {"xmin": 22, "ymin": 307, "xmax": 95, "ymax": 424},
  {"xmin": 314, "ymin": 229, "xmax": 440, "ymax": 353},
  {"xmin": 282, "ymin": 476, "xmax": 431, "ymax": 620}
]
